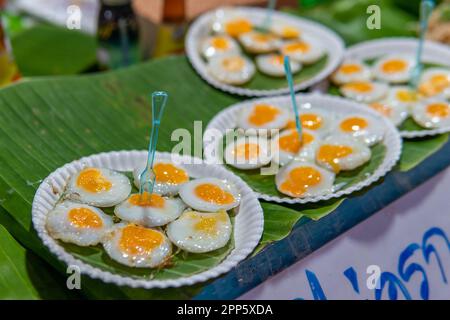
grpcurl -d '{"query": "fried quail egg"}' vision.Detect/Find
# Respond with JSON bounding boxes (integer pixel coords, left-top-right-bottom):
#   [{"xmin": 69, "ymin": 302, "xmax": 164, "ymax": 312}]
[
  {"xmin": 334, "ymin": 114, "xmax": 385, "ymax": 146},
  {"xmin": 133, "ymin": 161, "xmax": 189, "ymax": 196},
  {"xmin": 275, "ymin": 160, "xmax": 335, "ymax": 198},
  {"xmin": 418, "ymin": 68, "xmax": 450, "ymax": 99},
  {"xmin": 103, "ymin": 223, "xmax": 171, "ymax": 268},
  {"xmin": 280, "ymin": 35, "xmax": 324, "ymax": 65},
  {"xmin": 237, "ymin": 103, "xmax": 289, "ymax": 132},
  {"xmin": 386, "ymin": 86, "xmax": 419, "ymax": 109},
  {"xmin": 167, "ymin": 210, "xmax": 232, "ymax": 253},
  {"xmin": 67, "ymin": 167, "xmax": 131, "ymax": 207},
  {"xmin": 411, "ymin": 99, "xmax": 450, "ymax": 129},
  {"xmin": 208, "ymin": 54, "xmax": 255, "ymax": 85},
  {"xmin": 368, "ymin": 100, "xmax": 409, "ymax": 127},
  {"xmin": 315, "ymin": 135, "xmax": 371, "ymax": 173},
  {"xmin": 46, "ymin": 201, "xmax": 114, "ymax": 246},
  {"xmin": 211, "ymin": 8, "xmax": 253, "ymax": 37},
  {"xmin": 179, "ymin": 178, "xmax": 240, "ymax": 212},
  {"xmin": 331, "ymin": 60, "xmax": 372, "ymax": 85},
  {"xmin": 270, "ymin": 23, "xmax": 302, "ymax": 39},
  {"xmin": 224, "ymin": 136, "xmax": 272, "ymax": 170},
  {"xmin": 271, "ymin": 129, "xmax": 320, "ymax": 165},
  {"xmin": 114, "ymin": 192, "xmax": 186, "ymax": 227},
  {"xmin": 256, "ymin": 54, "xmax": 301, "ymax": 77},
  {"xmin": 340, "ymin": 81, "xmax": 388, "ymax": 103},
  {"xmin": 285, "ymin": 108, "xmax": 334, "ymax": 137},
  {"xmin": 200, "ymin": 35, "xmax": 240, "ymax": 60},
  {"xmin": 373, "ymin": 55, "xmax": 414, "ymax": 83},
  {"xmin": 238, "ymin": 31, "xmax": 282, "ymax": 54}
]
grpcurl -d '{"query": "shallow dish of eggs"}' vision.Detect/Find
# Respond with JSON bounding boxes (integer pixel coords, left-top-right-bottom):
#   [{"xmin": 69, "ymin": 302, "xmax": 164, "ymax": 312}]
[
  {"xmin": 186, "ymin": 6, "xmax": 344, "ymax": 97},
  {"xmin": 204, "ymin": 94, "xmax": 402, "ymax": 204},
  {"xmin": 329, "ymin": 38, "xmax": 450, "ymax": 138},
  {"xmin": 32, "ymin": 151, "xmax": 263, "ymax": 288}
]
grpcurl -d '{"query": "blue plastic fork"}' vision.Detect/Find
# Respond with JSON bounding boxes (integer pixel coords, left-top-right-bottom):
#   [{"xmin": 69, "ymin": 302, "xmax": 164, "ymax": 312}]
[
  {"xmin": 410, "ymin": 0, "xmax": 435, "ymax": 89},
  {"xmin": 139, "ymin": 91, "xmax": 168, "ymax": 195},
  {"xmin": 284, "ymin": 55, "xmax": 303, "ymax": 142}
]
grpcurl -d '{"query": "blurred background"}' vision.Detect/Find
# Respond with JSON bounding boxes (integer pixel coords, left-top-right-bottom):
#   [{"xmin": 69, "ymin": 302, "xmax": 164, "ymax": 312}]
[{"xmin": 0, "ymin": 0, "xmax": 449, "ymax": 88}]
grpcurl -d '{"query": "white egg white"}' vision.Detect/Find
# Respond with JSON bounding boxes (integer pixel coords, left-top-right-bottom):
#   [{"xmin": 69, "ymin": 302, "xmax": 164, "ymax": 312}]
[
  {"xmin": 166, "ymin": 210, "xmax": 232, "ymax": 253},
  {"xmin": 239, "ymin": 31, "xmax": 282, "ymax": 54},
  {"xmin": 367, "ymin": 100, "xmax": 409, "ymax": 127},
  {"xmin": 340, "ymin": 81, "xmax": 389, "ymax": 103},
  {"xmin": 46, "ymin": 201, "xmax": 114, "ymax": 246},
  {"xmin": 372, "ymin": 55, "xmax": 414, "ymax": 83},
  {"xmin": 237, "ymin": 103, "xmax": 289, "ymax": 132},
  {"xmin": 411, "ymin": 99, "xmax": 450, "ymax": 129},
  {"xmin": 256, "ymin": 54, "xmax": 301, "ymax": 77},
  {"xmin": 334, "ymin": 114, "xmax": 385, "ymax": 146},
  {"xmin": 200, "ymin": 35, "xmax": 240, "ymax": 60},
  {"xmin": 386, "ymin": 86, "xmax": 419, "ymax": 110},
  {"xmin": 67, "ymin": 167, "xmax": 131, "ymax": 207},
  {"xmin": 114, "ymin": 193, "xmax": 186, "ymax": 227},
  {"xmin": 275, "ymin": 160, "xmax": 335, "ymax": 198},
  {"xmin": 418, "ymin": 68, "xmax": 450, "ymax": 99},
  {"xmin": 103, "ymin": 223, "xmax": 172, "ymax": 268},
  {"xmin": 271, "ymin": 128, "xmax": 320, "ymax": 166},
  {"xmin": 331, "ymin": 60, "xmax": 372, "ymax": 85},
  {"xmin": 224, "ymin": 136, "xmax": 272, "ymax": 170},
  {"xmin": 179, "ymin": 178, "xmax": 241, "ymax": 212},
  {"xmin": 211, "ymin": 8, "xmax": 253, "ymax": 37},
  {"xmin": 279, "ymin": 35, "xmax": 324, "ymax": 65},
  {"xmin": 289, "ymin": 107, "xmax": 335, "ymax": 137},
  {"xmin": 270, "ymin": 23, "xmax": 302, "ymax": 39},
  {"xmin": 208, "ymin": 54, "xmax": 255, "ymax": 85}
]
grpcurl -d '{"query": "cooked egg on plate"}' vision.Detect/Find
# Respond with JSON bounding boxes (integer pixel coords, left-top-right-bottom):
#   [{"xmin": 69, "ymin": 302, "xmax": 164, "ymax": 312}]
[
  {"xmin": 331, "ymin": 60, "xmax": 372, "ymax": 85},
  {"xmin": 285, "ymin": 108, "xmax": 334, "ymax": 137},
  {"xmin": 334, "ymin": 114, "xmax": 385, "ymax": 146},
  {"xmin": 224, "ymin": 135, "xmax": 272, "ymax": 170},
  {"xmin": 279, "ymin": 35, "xmax": 324, "ymax": 65},
  {"xmin": 270, "ymin": 23, "xmax": 302, "ymax": 39},
  {"xmin": 256, "ymin": 54, "xmax": 301, "ymax": 77},
  {"xmin": 46, "ymin": 201, "xmax": 114, "ymax": 246},
  {"xmin": 67, "ymin": 167, "xmax": 131, "ymax": 207},
  {"xmin": 211, "ymin": 8, "xmax": 253, "ymax": 38},
  {"xmin": 418, "ymin": 68, "xmax": 450, "ymax": 99},
  {"xmin": 237, "ymin": 103, "xmax": 289, "ymax": 131},
  {"xmin": 340, "ymin": 81, "xmax": 389, "ymax": 103},
  {"xmin": 114, "ymin": 192, "xmax": 186, "ymax": 227},
  {"xmin": 386, "ymin": 86, "xmax": 419, "ymax": 109},
  {"xmin": 200, "ymin": 35, "xmax": 240, "ymax": 60},
  {"xmin": 167, "ymin": 210, "xmax": 232, "ymax": 253},
  {"xmin": 275, "ymin": 160, "xmax": 335, "ymax": 198},
  {"xmin": 368, "ymin": 100, "xmax": 409, "ymax": 127},
  {"xmin": 372, "ymin": 55, "xmax": 414, "ymax": 83},
  {"xmin": 239, "ymin": 31, "xmax": 282, "ymax": 54},
  {"xmin": 103, "ymin": 223, "xmax": 172, "ymax": 268},
  {"xmin": 133, "ymin": 161, "xmax": 190, "ymax": 196},
  {"xmin": 271, "ymin": 128, "xmax": 320, "ymax": 165},
  {"xmin": 208, "ymin": 54, "xmax": 255, "ymax": 85},
  {"xmin": 411, "ymin": 99, "xmax": 450, "ymax": 129},
  {"xmin": 315, "ymin": 135, "xmax": 372, "ymax": 173},
  {"xmin": 179, "ymin": 178, "xmax": 241, "ymax": 212}
]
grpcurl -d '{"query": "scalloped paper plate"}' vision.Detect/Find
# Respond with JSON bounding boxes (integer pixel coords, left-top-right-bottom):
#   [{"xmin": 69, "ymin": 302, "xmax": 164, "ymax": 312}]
[
  {"xmin": 344, "ymin": 38, "xmax": 450, "ymax": 139},
  {"xmin": 204, "ymin": 93, "xmax": 402, "ymax": 204},
  {"xmin": 186, "ymin": 6, "xmax": 344, "ymax": 97},
  {"xmin": 32, "ymin": 151, "xmax": 264, "ymax": 289}
]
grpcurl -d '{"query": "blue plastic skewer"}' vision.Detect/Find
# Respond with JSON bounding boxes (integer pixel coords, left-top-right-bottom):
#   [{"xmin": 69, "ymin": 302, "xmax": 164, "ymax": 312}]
[
  {"xmin": 262, "ymin": 0, "xmax": 277, "ymax": 31},
  {"xmin": 284, "ymin": 55, "xmax": 302, "ymax": 141},
  {"xmin": 139, "ymin": 91, "xmax": 168, "ymax": 194},
  {"xmin": 410, "ymin": 0, "xmax": 435, "ymax": 88}
]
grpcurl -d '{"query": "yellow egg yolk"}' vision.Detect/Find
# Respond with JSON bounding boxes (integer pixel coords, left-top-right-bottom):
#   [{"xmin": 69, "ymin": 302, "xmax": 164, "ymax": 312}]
[
  {"xmin": 128, "ymin": 192, "xmax": 165, "ymax": 208},
  {"xmin": 369, "ymin": 102, "xmax": 392, "ymax": 117},
  {"xmin": 153, "ymin": 163, "xmax": 189, "ymax": 185},
  {"xmin": 234, "ymin": 143, "xmax": 260, "ymax": 160},
  {"xmin": 193, "ymin": 211, "xmax": 228, "ymax": 235},
  {"xmin": 280, "ymin": 166, "xmax": 322, "ymax": 197},
  {"xmin": 317, "ymin": 144, "xmax": 353, "ymax": 173},
  {"xmin": 248, "ymin": 104, "xmax": 280, "ymax": 126},
  {"xmin": 381, "ymin": 59, "xmax": 407, "ymax": 73},
  {"xmin": 211, "ymin": 36, "xmax": 230, "ymax": 50},
  {"xmin": 426, "ymin": 103, "xmax": 450, "ymax": 118},
  {"xmin": 76, "ymin": 168, "xmax": 112, "ymax": 193},
  {"xmin": 68, "ymin": 207, "xmax": 103, "ymax": 228},
  {"xmin": 419, "ymin": 74, "xmax": 450, "ymax": 96},
  {"xmin": 252, "ymin": 33, "xmax": 275, "ymax": 43},
  {"xmin": 344, "ymin": 82, "xmax": 374, "ymax": 93},
  {"xmin": 119, "ymin": 225, "xmax": 163, "ymax": 255},
  {"xmin": 288, "ymin": 113, "xmax": 323, "ymax": 130},
  {"xmin": 339, "ymin": 64, "xmax": 362, "ymax": 74},
  {"xmin": 396, "ymin": 89, "xmax": 417, "ymax": 103},
  {"xmin": 283, "ymin": 41, "xmax": 310, "ymax": 53},
  {"xmin": 340, "ymin": 117, "xmax": 369, "ymax": 132},
  {"xmin": 194, "ymin": 184, "xmax": 235, "ymax": 205},
  {"xmin": 279, "ymin": 130, "xmax": 314, "ymax": 153},
  {"xmin": 225, "ymin": 19, "xmax": 252, "ymax": 37},
  {"xmin": 281, "ymin": 26, "xmax": 300, "ymax": 38},
  {"xmin": 222, "ymin": 56, "xmax": 245, "ymax": 72}
]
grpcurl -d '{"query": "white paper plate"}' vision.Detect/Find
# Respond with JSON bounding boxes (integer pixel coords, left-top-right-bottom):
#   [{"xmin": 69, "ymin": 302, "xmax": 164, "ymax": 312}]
[
  {"xmin": 32, "ymin": 151, "xmax": 264, "ymax": 289},
  {"xmin": 186, "ymin": 6, "xmax": 344, "ymax": 97},
  {"xmin": 344, "ymin": 37, "xmax": 450, "ymax": 138},
  {"xmin": 204, "ymin": 93, "xmax": 402, "ymax": 204}
]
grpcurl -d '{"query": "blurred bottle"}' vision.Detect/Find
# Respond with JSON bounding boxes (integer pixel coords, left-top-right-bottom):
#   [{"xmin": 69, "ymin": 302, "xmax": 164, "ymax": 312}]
[
  {"xmin": 0, "ymin": 2, "xmax": 20, "ymax": 87},
  {"xmin": 97, "ymin": 0, "xmax": 140, "ymax": 70}
]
